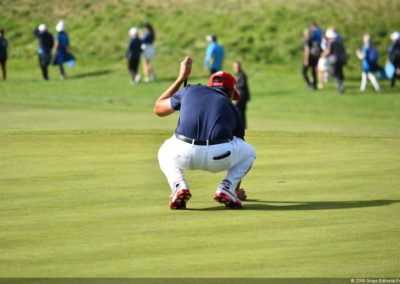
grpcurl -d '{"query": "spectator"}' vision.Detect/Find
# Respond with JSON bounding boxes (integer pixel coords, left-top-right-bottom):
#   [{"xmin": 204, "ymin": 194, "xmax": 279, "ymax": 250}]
[
  {"xmin": 233, "ymin": 61, "xmax": 250, "ymax": 128},
  {"xmin": 388, "ymin": 31, "xmax": 400, "ymax": 88},
  {"xmin": 126, "ymin": 27, "xmax": 142, "ymax": 83},
  {"xmin": 324, "ymin": 29, "xmax": 347, "ymax": 93},
  {"xmin": 0, "ymin": 28, "xmax": 8, "ymax": 81},
  {"xmin": 310, "ymin": 22, "xmax": 323, "ymax": 44},
  {"xmin": 355, "ymin": 34, "xmax": 381, "ymax": 92},
  {"xmin": 204, "ymin": 34, "xmax": 224, "ymax": 74},
  {"xmin": 53, "ymin": 20, "xmax": 74, "ymax": 79},
  {"xmin": 141, "ymin": 22, "xmax": 156, "ymax": 82},
  {"xmin": 317, "ymin": 33, "xmax": 332, "ymax": 89},
  {"xmin": 33, "ymin": 24, "xmax": 54, "ymax": 80},
  {"xmin": 302, "ymin": 28, "xmax": 321, "ymax": 90}
]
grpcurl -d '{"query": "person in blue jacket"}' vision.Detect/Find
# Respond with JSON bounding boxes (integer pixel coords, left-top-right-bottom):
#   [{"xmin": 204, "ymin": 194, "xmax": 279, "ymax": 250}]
[
  {"xmin": 53, "ymin": 20, "xmax": 74, "ymax": 79},
  {"xmin": 310, "ymin": 22, "xmax": 323, "ymax": 44},
  {"xmin": 355, "ymin": 34, "xmax": 381, "ymax": 92}
]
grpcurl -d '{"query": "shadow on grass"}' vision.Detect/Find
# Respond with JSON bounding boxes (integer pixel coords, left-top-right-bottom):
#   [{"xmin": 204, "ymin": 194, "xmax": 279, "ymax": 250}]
[
  {"xmin": 186, "ymin": 199, "xmax": 400, "ymax": 211},
  {"xmin": 70, "ymin": 69, "xmax": 113, "ymax": 79}
]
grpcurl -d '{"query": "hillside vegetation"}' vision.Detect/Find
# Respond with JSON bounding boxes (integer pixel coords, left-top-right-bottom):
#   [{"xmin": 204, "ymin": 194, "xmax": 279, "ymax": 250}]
[{"xmin": 1, "ymin": 0, "xmax": 400, "ymax": 67}]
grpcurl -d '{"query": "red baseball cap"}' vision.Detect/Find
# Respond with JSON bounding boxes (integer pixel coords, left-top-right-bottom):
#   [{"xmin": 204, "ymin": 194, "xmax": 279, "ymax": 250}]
[{"xmin": 207, "ymin": 71, "xmax": 240, "ymax": 100}]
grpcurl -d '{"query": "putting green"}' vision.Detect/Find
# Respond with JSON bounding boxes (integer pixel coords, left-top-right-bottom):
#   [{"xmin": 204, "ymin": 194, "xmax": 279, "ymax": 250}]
[{"xmin": 1, "ymin": 129, "xmax": 399, "ymax": 277}]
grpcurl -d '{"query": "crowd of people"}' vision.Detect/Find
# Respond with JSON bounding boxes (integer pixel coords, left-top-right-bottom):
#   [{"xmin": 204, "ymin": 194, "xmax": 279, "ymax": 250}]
[
  {"xmin": 30, "ymin": 20, "xmax": 75, "ymax": 80},
  {"xmin": 303, "ymin": 22, "xmax": 400, "ymax": 93},
  {"xmin": 1, "ymin": 20, "xmax": 398, "ymax": 99},
  {"xmin": 2, "ymin": 20, "xmax": 399, "ymax": 210},
  {"xmin": 0, "ymin": 22, "xmax": 253, "ymax": 129}
]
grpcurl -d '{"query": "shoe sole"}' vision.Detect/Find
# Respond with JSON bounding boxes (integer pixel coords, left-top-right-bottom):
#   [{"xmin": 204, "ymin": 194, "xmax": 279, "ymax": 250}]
[
  {"xmin": 170, "ymin": 190, "xmax": 192, "ymax": 209},
  {"xmin": 214, "ymin": 192, "xmax": 242, "ymax": 209}
]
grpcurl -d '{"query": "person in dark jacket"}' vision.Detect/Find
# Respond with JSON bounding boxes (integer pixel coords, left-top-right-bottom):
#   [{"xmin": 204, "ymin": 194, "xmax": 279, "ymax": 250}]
[
  {"xmin": 325, "ymin": 29, "xmax": 347, "ymax": 93},
  {"xmin": 302, "ymin": 28, "xmax": 321, "ymax": 90},
  {"xmin": 126, "ymin": 27, "xmax": 142, "ymax": 83},
  {"xmin": 0, "ymin": 28, "xmax": 8, "ymax": 81},
  {"xmin": 33, "ymin": 24, "xmax": 54, "ymax": 80},
  {"xmin": 233, "ymin": 61, "xmax": 250, "ymax": 128}
]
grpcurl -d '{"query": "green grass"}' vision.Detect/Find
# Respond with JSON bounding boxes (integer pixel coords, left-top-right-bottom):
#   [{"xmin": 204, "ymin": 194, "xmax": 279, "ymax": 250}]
[
  {"xmin": 1, "ymin": 129, "xmax": 399, "ymax": 277},
  {"xmin": 1, "ymin": 56, "xmax": 400, "ymax": 277},
  {"xmin": 1, "ymin": 0, "xmax": 400, "ymax": 278},
  {"xmin": 1, "ymin": 59, "xmax": 400, "ymax": 136},
  {"xmin": 1, "ymin": 0, "xmax": 400, "ymax": 68}
]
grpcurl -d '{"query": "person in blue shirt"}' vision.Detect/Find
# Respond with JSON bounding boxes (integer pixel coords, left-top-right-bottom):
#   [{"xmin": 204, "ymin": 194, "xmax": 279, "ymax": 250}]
[
  {"xmin": 356, "ymin": 34, "xmax": 381, "ymax": 92},
  {"xmin": 154, "ymin": 56, "xmax": 256, "ymax": 210},
  {"xmin": 0, "ymin": 28, "xmax": 8, "ymax": 81},
  {"xmin": 33, "ymin": 24, "xmax": 54, "ymax": 80},
  {"xmin": 53, "ymin": 20, "xmax": 74, "ymax": 79},
  {"xmin": 310, "ymin": 22, "xmax": 323, "ymax": 44},
  {"xmin": 204, "ymin": 35, "xmax": 224, "ymax": 74},
  {"xmin": 141, "ymin": 22, "xmax": 156, "ymax": 82}
]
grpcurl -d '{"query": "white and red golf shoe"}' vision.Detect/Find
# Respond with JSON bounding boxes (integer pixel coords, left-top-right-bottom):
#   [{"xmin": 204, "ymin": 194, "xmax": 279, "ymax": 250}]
[
  {"xmin": 214, "ymin": 180, "xmax": 242, "ymax": 209},
  {"xmin": 169, "ymin": 188, "xmax": 192, "ymax": 209}
]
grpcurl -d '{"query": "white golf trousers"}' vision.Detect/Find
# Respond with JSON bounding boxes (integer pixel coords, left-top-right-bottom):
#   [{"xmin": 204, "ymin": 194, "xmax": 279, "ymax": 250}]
[{"xmin": 158, "ymin": 135, "xmax": 256, "ymax": 192}]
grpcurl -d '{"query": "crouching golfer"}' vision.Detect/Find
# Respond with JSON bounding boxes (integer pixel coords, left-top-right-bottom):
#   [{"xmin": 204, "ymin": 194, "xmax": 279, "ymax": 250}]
[{"xmin": 154, "ymin": 56, "xmax": 256, "ymax": 209}]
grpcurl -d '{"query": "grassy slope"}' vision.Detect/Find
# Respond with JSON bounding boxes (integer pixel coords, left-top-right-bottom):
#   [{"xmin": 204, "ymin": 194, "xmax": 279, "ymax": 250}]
[
  {"xmin": 1, "ymin": 129, "xmax": 399, "ymax": 277},
  {"xmin": 1, "ymin": 0, "xmax": 400, "ymax": 68}
]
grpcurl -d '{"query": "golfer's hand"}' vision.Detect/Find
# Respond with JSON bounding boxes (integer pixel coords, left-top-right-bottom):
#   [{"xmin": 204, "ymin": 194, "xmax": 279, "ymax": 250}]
[{"xmin": 178, "ymin": 56, "xmax": 192, "ymax": 82}]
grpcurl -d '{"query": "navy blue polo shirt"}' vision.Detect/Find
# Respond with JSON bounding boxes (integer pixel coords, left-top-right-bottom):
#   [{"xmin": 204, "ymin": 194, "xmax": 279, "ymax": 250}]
[{"xmin": 170, "ymin": 85, "xmax": 244, "ymax": 141}]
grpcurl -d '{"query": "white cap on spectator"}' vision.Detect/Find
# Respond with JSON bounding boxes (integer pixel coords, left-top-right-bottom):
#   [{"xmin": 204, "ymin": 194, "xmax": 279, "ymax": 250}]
[
  {"xmin": 129, "ymin": 27, "xmax": 138, "ymax": 37},
  {"xmin": 390, "ymin": 31, "xmax": 400, "ymax": 41},
  {"xmin": 206, "ymin": 35, "xmax": 217, "ymax": 42},
  {"xmin": 38, "ymin": 24, "xmax": 47, "ymax": 32},
  {"xmin": 56, "ymin": 20, "xmax": 65, "ymax": 32},
  {"xmin": 325, "ymin": 29, "xmax": 337, "ymax": 39}
]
